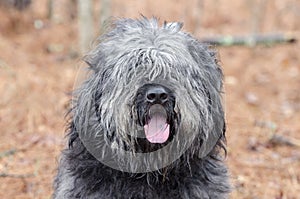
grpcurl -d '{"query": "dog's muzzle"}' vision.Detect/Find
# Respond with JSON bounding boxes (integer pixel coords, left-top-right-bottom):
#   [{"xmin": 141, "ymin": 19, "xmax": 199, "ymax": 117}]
[{"xmin": 136, "ymin": 84, "xmax": 175, "ymax": 144}]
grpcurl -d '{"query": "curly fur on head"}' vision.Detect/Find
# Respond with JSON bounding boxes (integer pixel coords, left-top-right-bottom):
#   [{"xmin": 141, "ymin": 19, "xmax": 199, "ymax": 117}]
[{"xmin": 53, "ymin": 17, "xmax": 230, "ymax": 199}]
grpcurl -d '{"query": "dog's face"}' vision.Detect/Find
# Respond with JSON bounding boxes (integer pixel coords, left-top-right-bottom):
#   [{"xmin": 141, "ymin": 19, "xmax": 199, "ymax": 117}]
[{"xmin": 73, "ymin": 18, "xmax": 225, "ymax": 172}]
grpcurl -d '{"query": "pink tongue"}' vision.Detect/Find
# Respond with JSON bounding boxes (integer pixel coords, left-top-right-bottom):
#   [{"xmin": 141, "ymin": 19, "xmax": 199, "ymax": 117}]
[{"xmin": 144, "ymin": 107, "xmax": 169, "ymax": 143}]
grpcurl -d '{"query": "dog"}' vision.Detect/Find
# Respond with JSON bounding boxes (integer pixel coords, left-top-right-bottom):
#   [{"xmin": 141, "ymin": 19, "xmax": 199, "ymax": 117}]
[{"xmin": 53, "ymin": 17, "xmax": 230, "ymax": 199}]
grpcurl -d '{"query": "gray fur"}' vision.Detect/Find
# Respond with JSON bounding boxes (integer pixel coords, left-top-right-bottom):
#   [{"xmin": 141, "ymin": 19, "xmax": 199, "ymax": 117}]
[{"xmin": 53, "ymin": 17, "xmax": 230, "ymax": 199}]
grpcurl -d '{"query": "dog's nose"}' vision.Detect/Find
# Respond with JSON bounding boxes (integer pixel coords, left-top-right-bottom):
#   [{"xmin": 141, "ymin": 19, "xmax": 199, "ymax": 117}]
[{"xmin": 146, "ymin": 86, "xmax": 169, "ymax": 104}]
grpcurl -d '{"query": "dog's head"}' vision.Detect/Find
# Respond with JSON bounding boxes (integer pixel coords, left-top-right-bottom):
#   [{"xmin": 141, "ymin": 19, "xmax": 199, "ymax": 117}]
[{"xmin": 71, "ymin": 17, "xmax": 226, "ymax": 173}]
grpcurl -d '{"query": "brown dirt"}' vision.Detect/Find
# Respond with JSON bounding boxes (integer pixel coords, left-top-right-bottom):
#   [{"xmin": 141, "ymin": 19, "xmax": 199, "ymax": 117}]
[{"xmin": 0, "ymin": 0, "xmax": 299, "ymax": 198}]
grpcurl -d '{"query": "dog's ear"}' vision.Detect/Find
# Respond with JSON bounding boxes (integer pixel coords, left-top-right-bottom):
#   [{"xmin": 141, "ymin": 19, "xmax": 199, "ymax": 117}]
[
  {"xmin": 186, "ymin": 40, "xmax": 225, "ymax": 158},
  {"xmin": 198, "ymin": 78, "xmax": 225, "ymax": 158}
]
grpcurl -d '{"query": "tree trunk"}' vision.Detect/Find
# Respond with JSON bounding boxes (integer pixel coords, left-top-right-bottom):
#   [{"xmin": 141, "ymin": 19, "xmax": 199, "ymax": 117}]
[{"xmin": 78, "ymin": 0, "xmax": 94, "ymax": 54}]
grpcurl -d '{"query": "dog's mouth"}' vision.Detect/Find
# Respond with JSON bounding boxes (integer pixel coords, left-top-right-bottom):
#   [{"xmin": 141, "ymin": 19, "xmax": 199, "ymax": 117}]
[{"xmin": 144, "ymin": 104, "xmax": 170, "ymax": 144}]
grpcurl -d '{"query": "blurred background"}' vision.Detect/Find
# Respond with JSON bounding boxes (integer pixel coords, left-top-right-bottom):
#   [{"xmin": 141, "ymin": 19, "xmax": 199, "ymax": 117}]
[{"xmin": 0, "ymin": 0, "xmax": 299, "ymax": 198}]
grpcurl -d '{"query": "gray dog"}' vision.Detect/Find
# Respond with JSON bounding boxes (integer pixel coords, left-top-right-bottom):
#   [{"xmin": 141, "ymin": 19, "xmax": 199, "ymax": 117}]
[{"xmin": 53, "ymin": 17, "xmax": 230, "ymax": 199}]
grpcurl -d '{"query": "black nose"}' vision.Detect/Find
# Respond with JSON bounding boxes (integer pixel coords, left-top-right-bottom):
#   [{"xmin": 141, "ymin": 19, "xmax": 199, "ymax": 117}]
[{"xmin": 146, "ymin": 85, "xmax": 169, "ymax": 104}]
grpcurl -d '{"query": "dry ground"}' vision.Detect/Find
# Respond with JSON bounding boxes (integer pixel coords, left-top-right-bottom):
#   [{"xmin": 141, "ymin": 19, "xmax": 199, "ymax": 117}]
[{"xmin": 0, "ymin": 0, "xmax": 299, "ymax": 198}]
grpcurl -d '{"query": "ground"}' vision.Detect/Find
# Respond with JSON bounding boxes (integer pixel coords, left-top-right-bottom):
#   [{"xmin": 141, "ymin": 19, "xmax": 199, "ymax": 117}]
[{"xmin": 0, "ymin": 0, "xmax": 299, "ymax": 198}]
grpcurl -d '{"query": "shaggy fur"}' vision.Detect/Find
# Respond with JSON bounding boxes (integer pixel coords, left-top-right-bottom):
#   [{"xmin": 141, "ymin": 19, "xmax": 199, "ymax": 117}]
[{"xmin": 53, "ymin": 17, "xmax": 230, "ymax": 199}]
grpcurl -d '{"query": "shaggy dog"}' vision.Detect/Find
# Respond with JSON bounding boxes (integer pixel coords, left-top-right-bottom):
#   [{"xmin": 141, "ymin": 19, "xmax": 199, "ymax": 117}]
[{"xmin": 53, "ymin": 17, "xmax": 230, "ymax": 199}]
